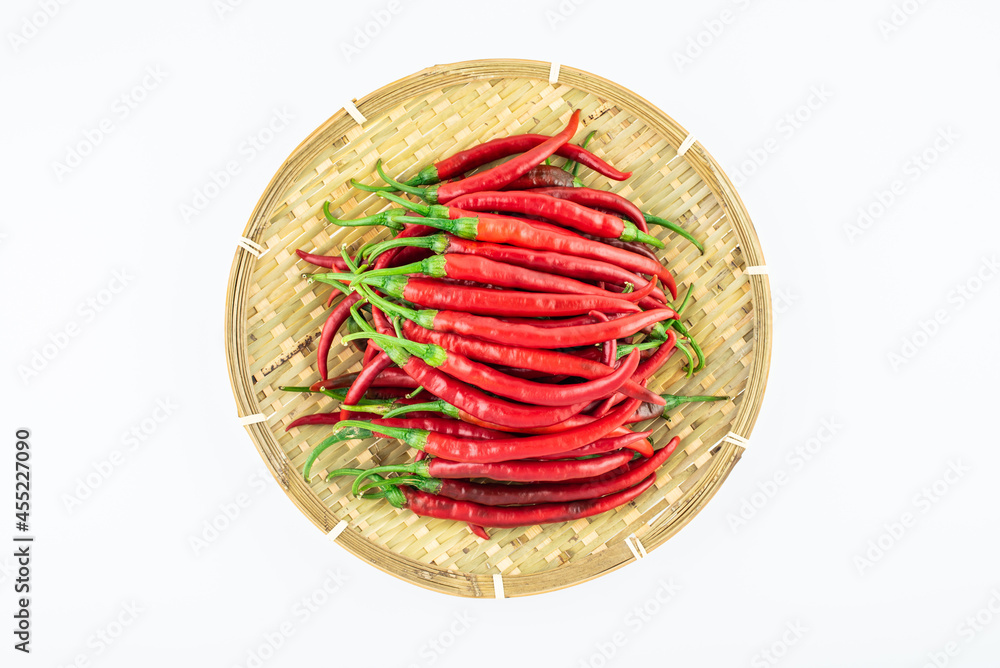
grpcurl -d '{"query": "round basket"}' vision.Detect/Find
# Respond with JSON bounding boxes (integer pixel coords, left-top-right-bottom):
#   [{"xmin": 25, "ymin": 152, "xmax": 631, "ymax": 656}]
[{"xmin": 224, "ymin": 59, "xmax": 771, "ymax": 597}]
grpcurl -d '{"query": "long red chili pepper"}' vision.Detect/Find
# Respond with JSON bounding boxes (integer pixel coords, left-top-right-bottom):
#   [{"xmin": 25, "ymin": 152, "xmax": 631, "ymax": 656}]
[
  {"xmin": 335, "ymin": 396, "xmax": 642, "ymax": 462},
  {"xmin": 400, "ymin": 320, "xmax": 664, "ymax": 405},
  {"xmin": 386, "ymin": 474, "xmax": 655, "ymax": 528},
  {"xmin": 381, "ymin": 437, "xmax": 677, "ymax": 507},
  {"xmin": 310, "ymin": 368, "xmax": 420, "ymax": 392},
  {"xmin": 360, "ymin": 449, "xmax": 634, "ymax": 485},
  {"xmin": 530, "ymin": 187, "xmax": 647, "ymax": 229},
  {"xmin": 362, "ymin": 233, "xmax": 667, "ymax": 304},
  {"xmin": 318, "ymin": 273, "xmax": 642, "ymax": 317},
  {"xmin": 381, "ymin": 111, "xmax": 580, "ymax": 204},
  {"xmin": 446, "ymin": 191, "xmax": 662, "ymax": 247},
  {"xmin": 405, "ymin": 131, "xmax": 631, "ymax": 185},
  {"xmin": 365, "ymin": 287, "xmax": 678, "ymax": 349},
  {"xmin": 357, "ymin": 252, "xmax": 656, "ymax": 304},
  {"xmin": 315, "ymin": 293, "xmax": 361, "ymax": 380},
  {"xmin": 364, "ymin": 192, "xmax": 678, "ymax": 298},
  {"xmin": 531, "ymin": 431, "xmax": 653, "ymax": 460}
]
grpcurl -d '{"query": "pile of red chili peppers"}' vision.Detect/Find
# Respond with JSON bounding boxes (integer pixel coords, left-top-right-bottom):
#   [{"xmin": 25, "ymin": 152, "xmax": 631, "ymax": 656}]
[{"xmin": 285, "ymin": 109, "xmax": 725, "ymax": 539}]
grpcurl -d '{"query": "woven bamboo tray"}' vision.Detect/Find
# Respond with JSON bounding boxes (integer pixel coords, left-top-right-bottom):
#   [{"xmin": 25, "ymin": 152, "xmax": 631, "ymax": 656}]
[{"xmin": 225, "ymin": 59, "xmax": 771, "ymax": 598}]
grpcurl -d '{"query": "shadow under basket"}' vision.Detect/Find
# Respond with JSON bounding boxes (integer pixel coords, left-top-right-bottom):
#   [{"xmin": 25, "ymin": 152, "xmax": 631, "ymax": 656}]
[{"xmin": 224, "ymin": 59, "xmax": 771, "ymax": 598}]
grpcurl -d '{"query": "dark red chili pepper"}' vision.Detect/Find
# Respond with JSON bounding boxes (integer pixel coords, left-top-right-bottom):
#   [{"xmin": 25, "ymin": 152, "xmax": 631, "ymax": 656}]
[
  {"xmin": 361, "ymin": 449, "xmax": 633, "ymax": 484},
  {"xmin": 502, "ymin": 164, "xmax": 576, "ymax": 190},
  {"xmin": 405, "ymin": 130, "xmax": 631, "ymax": 186},
  {"xmin": 338, "ymin": 351, "xmax": 393, "ymax": 421},
  {"xmin": 401, "ymin": 320, "xmax": 664, "ymax": 405},
  {"xmin": 447, "ymin": 191, "xmax": 662, "ymax": 247},
  {"xmin": 336, "ymin": 396, "xmax": 642, "ymax": 462},
  {"xmin": 366, "ymin": 192, "xmax": 678, "ymax": 298},
  {"xmin": 296, "ymin": 249, "xmax": 351, "ymax": 270},
  {"xmin": 380, "ymin": 111, "xmax": 580, "ymax": 204},
  {"xmin": 320, "ymin": 273, "xmax": 642, "ymax": 317},
  {"xmin": 362, "ymin": 234, "xmax": 667, "ymax": 304},
  {"xmin": 626, "ymin": 395, "xmax": 729, "ymax": 423},
  {"xmin": 389, "ymin": 437, "xmax": 677, "ymax": 507},
  {"xmin": 310, "ymin": 368, "xmax": 420, "ymax": 392},
  {"xmin": 365, "ymin": 287, "xmax": 678, "ymax": 349},
  {"xmin": 385, "ymin": 473, "xmax": 655, "ymax": 527}
]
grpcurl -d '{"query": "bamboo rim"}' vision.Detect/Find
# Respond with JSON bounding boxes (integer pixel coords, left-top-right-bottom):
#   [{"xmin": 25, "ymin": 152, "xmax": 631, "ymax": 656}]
[{"xmin": 224, "ymin": 59, "xmax": 771, "ymax": 597}]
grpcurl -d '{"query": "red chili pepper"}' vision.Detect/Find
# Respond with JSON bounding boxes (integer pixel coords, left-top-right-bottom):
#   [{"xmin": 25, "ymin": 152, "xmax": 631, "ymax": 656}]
[
  {"xmin": 401, "ymin": 320, "xmax": 664, "ymax": 405},
  {"xmin": 362, "ymin": 234, "xmax": 667, "ymax": 304},
  {"xmin": 358, "ymin": 252, "xmax": 656, "ymax": 305},
  {"xmin": 387, "ymin": 473, "xmax": 655, "ymax": 528},
  {"xmin": 530, "ymin": 186, "xmax": 649, "ymax": 232},
  {"xmin": 367, "ymin": 192, "xmax": 678, "ymax": 298},
  {"xmin": 315, "ymin": 293, "xmax": 362, "ymax": 380},
  {"xmin": 382, "ymin": 111, "xmax": 580, "ymax": 204},
  {"xmin": 405, "ymin": 131, "xmax": 631, "ymax": 185},
  {"xmin": 531, "ymin": 430, "xmax": 653, "ymax": 460},
  {"xmin": 446, "ymin": 191, "xmax": 662, "ymax": 247},
  {"xmin": 310, "ymin": 368, "xmax": 420, "ymax": 392},
  {"xmin": 398, "ymin": 437, "xmax": 677, "ymax": 507},
  {"xmin": 336, "ymin": 396, "xmax": 642, "ymax": 462},
  {"xmin": 407, "ymin": 111, "xmax": 632, "ymax": 186},
  {"xmin": 594, "ymin": 331, "xmax": 679, "ymax": 417},
  {"xmin": 323, "ymin": 273, "xmax": 641, "ymax": 317},
  {"xmin": 365, "ymin": 287, "xmax": 678, "ymax": 349},
  {"xmin": 501, "ymin": 164, "xmax": 576, "ymax": 190},
  {"xmin": 363, "ymin": 449, "xmax": 633, "ymax": 484},
  {"xmin": 338, "ymin": 351, "xmax": 393, "ymax": 421},
  {"xmin": 296, "ymin": 249, "xmax": 351, "ymax": 270}
]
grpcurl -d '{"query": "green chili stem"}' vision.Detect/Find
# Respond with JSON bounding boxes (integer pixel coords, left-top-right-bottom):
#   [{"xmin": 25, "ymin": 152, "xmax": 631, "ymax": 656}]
[{"xmin": 644, "ymin": 213, "xmax": 704, "ymax": 253}]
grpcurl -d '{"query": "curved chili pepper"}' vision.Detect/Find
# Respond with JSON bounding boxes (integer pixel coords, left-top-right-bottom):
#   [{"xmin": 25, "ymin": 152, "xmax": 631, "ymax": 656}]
[
  {"xmin": 296, "ymin": 249, "xmax": 351, "ymax": 270},
  {"xmin": 501, "ymin": 164, "xmax": 576, "ymax": 190},
  {"xmin": 404, "ymin": 130, "xmax": 631, "ymax": 186},
  {"xmin": 316, "ymin": 293, "xmax": 362, "ymax": 380},
  {"xmin": 387, "ymin": 473, "xmax": 655, "ymax": 528},
  {"xmin": 335, "ymin": 396, "xmax": 642, "ymax": 462},
  {"xmin": 446, "ymin": 191, "xmax": 662, "ymax": 248},
  {"xmin": 378, "ymin": 111, "xmax": 579, "ymax": 204},
  {"xmin": 400, "ymin": 320, "xmax": 664, "ymax": 405},
  {"xmin": 375, "ymin": 437, "xmax": 677, "ymax": 507},
  {"xmin": 338, "ymin": 351, "xmax": 393, "ymax": 421},
  {"xmin": 364, "ymin": 286, "xmax": 678, "ymax": 349},
  {"xmin": 365, "ymin": 192, "xmax": 678, "ymax": 298},
  {"xmin": 594, "ymin": 331, "xmax": 680, "ymax": 417},
  {"xmin": 361, "ymin": 234, "xmax": 667, "ymax": 304}
]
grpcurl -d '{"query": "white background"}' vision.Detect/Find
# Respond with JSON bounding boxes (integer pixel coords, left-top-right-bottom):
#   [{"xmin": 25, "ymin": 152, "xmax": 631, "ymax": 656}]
[{"xmin": 2, "ymin": 1, "xmax": 999, "ymax": 666}]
